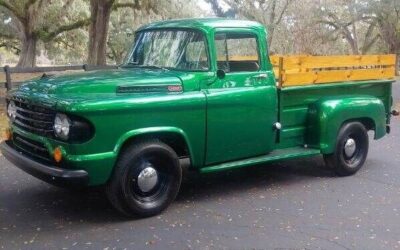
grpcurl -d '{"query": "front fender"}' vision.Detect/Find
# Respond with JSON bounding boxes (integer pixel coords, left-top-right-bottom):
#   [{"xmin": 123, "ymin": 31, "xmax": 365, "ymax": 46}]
[
  {"xmin": 114, "ymin": 126, "xmax": 195, "ymax": 163},
  {"xmin": 307, "ymin": 96, "xmax": 386, "ymax": 154}
]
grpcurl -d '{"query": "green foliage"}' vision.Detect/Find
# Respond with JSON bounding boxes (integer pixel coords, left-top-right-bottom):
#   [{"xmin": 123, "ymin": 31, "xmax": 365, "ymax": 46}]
[
  {"xmin": 43, "ymin": 0, "xmax": 90, "ymax": 64},
  {"xmin": 106, "ymin": 0, "xmax": 204, "ymax": 64},
  {"xmin": 107, "ymin": 7, "xmax": 135, "ymax": 64},
  {"xmin": 0, "ymin": 0, "xmax": 399, "ymax": 66}
]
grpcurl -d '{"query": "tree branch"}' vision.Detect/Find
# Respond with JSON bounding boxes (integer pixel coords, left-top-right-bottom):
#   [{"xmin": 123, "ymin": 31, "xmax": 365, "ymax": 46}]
[
  {"xmin": 38, "ymin": 18, "xmax": 91, "ymax": 42},
  {"xmin": 318, "ymin": 20, "xmax": 340, "ymax": 30},
  {"xmin": 24, "ymin": 0, "xmax": 40, "ymax": 12},
  {"xmin": 53, "ymin": 37, "xmax": 75, "ymax": 50},
  {"xmin": 0, "ymin": 30, "xmax": 17, "ymax": 39},
  {"xmin": 0, "ymin": 42, "xmax": 20, "ymax": 53},
  {"xmin": 113, "ymin": 0, "xmax": 156, "ymax": 14},
  {"xmin": 363, "ymin": 19, "xmax": 377, "ymax": 43},
  {"xmin": 362, "ymin": 34, "xmax": 380, "ymax": 54},
  {"xmin": 0, "ymin": 0, "xmax": 25, "ymax": 22},
  {"xmin": 274, "ymin": 0, "xmax": 291, "ymax": 25},
  {"xmin": 113, "ymin": 1, "xmax": 140, "ymax": 10},
  {"xmin": 205, "ymin": 0, "xmax": 227, "ymax": 17}
]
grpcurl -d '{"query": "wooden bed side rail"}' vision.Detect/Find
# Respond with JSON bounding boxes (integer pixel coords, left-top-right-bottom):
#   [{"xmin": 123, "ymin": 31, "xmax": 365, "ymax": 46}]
[{"xmin": 269, "ymin": 54, "xmax": 396, "ymax": 87}]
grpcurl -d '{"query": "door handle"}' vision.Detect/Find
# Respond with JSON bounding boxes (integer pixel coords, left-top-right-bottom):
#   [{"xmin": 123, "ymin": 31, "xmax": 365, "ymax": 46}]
[{"xmin": 252, "ymin": 73, "xmax": 268, "ymax": 80}]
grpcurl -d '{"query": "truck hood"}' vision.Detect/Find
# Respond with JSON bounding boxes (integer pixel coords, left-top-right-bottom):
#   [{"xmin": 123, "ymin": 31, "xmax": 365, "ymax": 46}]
[{"xmin": 16, "ymin": 68, "xmax": 183, "ymax": 96}]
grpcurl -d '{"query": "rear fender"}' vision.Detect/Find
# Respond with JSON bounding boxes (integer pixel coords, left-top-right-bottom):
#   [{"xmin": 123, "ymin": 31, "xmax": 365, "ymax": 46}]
[{"xmin": 307, "ymin": 96, "xmax": 386, "ymax": 154}]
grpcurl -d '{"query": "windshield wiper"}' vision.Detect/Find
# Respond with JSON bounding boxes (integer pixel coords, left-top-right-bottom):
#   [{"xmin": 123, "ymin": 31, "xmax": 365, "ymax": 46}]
[
  {"xmin": 121, "ymin": 63, "xmax": 170, "ymax": 71},
  {"xmin": 120, "ymin": 62, "xmax": 140, "ymax": 68},
  {"xmin": 137, "ymin": 65, "xmax": 170, "ymax": 71}
]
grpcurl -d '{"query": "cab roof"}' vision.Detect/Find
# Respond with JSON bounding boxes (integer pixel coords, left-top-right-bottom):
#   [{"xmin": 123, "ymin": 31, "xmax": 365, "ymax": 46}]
[{"xmin": 137, "ymin": 18, "xmax": 266, "ymax": 33}]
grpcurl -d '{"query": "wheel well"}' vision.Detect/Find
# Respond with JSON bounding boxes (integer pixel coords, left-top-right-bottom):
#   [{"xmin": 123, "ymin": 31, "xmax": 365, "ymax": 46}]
[
  {"xmin": 343, "ymin": 117, "xmax": 375, "ymax": 133},
  {"xmin": 358, "ymin": 117, "xmax": 375, "ymax": 131},
  {"xmin": 119, "ymin": 132, "xmax": 190, "ymax": 159}
]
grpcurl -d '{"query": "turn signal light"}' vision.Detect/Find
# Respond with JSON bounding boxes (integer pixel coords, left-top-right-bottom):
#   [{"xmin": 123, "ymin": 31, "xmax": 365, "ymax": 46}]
[{"xmin": 53, "ymin": 147, "xmax": 63, "ymax": 163}]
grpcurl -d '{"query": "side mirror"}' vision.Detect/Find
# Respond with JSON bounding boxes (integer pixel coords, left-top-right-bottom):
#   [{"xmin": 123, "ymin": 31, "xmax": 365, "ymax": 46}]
[{"xmin": 216, "ymin": 69, "xmax": 226, "ymax": 79}]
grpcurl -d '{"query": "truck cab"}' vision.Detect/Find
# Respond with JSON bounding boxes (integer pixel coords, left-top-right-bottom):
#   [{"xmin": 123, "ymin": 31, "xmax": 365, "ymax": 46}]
[{"xmin": 1, "ymin": 18, "xmax": 396, "ymax": 217}]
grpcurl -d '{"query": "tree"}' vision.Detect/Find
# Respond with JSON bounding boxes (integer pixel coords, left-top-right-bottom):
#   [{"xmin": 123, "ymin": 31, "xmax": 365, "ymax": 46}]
[
  {"xmin": 316, "ymin": 0, "xmax": 381, "ymax": 55},
  {"xmin": 107, "ymin": 0, "xmax": 204, "ymax": 64},
  {"xmin": 107, "ymin": 7, "xmax": 135, "ymax": 64},
  {"xmin": 0, "ymin": 0, "xmax": 90, "ymax": 67},
  {"xmin": 206, "ymin": 0, "xmax": 292, "ymax": 49},
  {"xmin": 204, "ymin": 0, "xmax": 235, "ymax": 17},
  {"xmin": 0, "ymin": 9, "xmax": 20, "ymax": 55},
  {"xmin": 372, "ymin": 0, "xmax": 400, "ymax": 69},
  {"xmin": 87, "ymin": 0, "xmax": 114, "ymax": 65},
  {"xmin": 87, "ymin": 0, "xmax": 157, "ymax": 65},
  {"xmin": 235, "ymin": 0, "xmax": 291, "ymax": 48}
]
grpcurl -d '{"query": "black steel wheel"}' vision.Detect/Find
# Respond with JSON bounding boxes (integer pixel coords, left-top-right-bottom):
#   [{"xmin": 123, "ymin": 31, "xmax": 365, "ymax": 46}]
[
  {"xmin": 106, "ymin": 140, "xmax": 182, "ymax": 217},
  {"xmin": 323, "ymin": 122, "xmax": 369, "ymax": 176}
]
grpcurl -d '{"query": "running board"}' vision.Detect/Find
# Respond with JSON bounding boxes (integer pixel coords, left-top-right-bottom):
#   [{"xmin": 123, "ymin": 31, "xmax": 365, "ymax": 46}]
[{"xmin": 200, "ymin": 147, "xmax": 320, "ymax": 174}]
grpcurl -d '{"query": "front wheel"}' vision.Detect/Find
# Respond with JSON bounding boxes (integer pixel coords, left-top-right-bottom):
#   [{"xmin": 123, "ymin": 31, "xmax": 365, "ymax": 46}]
[
  {"xmin": 323, "ymin": 122, "xmax": 369, "ymax": 176},
  {"xmin": 106, "ymin": 140, "xmax": 182, "ymax": 217}
]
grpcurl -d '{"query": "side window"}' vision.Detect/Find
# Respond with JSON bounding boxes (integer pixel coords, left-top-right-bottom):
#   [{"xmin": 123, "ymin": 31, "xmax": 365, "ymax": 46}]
[{"xmin": 215, "ymin": 33, "xmax": 260, "ymax": 72}]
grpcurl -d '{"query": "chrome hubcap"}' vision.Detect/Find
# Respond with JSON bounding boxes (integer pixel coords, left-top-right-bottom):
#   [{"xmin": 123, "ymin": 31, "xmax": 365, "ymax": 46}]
[
  {"xmin": 137, "ymin": 166, "xmax": 158, "ymax": 192},
  {"xmin": 344, "ymin": 138, "xmax": 356, "ymax": 158}
]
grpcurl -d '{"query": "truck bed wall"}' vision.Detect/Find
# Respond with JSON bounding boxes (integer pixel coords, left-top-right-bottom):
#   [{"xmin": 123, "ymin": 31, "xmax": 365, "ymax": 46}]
[{"xmin": 277, "ymin": 80, "xmax": 392, "ymax": 149}]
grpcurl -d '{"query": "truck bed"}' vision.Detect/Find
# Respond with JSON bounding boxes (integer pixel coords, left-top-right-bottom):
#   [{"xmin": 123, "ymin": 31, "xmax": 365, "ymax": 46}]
[{"xmin": 278, "ymin": 80, "xmax": 393, "ymax": 149}]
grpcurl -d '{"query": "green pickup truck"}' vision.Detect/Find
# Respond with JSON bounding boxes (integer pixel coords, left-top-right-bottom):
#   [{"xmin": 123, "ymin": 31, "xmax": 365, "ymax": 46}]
[{"xmin": 1, "ymin": 18, "xmax": 397, "ymax": 217}]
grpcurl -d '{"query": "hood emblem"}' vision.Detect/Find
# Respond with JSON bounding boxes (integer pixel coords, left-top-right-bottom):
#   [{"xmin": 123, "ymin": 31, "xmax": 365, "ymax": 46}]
[
  {"xmin": 167, "ymin": 85, "xmax": 182, "ymax": 92},
  {"xmin": 117, "ymin": 84, "xmax": 182, "ymax": 94}
]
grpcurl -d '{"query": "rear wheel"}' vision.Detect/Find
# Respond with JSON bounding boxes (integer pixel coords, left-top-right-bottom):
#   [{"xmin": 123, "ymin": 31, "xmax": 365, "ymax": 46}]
[
  {"xmin": 323, "ymin": 122, "xmax": 369, "ymax": 176},
  {"xmin": 106, "ymin": 140, "xmax": 182, "ymax": 217}
]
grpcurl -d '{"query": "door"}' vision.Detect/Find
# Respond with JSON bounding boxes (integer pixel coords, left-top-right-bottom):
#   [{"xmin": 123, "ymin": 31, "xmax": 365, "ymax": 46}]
[{"xmin": 205, "ymin": 30, "xmax": 277, "ymax": 165}]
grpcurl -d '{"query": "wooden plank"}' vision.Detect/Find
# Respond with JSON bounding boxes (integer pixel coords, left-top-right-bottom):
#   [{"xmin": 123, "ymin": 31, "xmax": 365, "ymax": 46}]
[
  {"xmin": 278, "ymin": 57, "xmax": 283, "ymax": 88},
  {"xmin": 9, "ymin": 65, "xmax": 84, "ymax": 73},
  {"xmin": 282, "ymin": 54, "xmax": 396, "ymax": 70},
  {"xmin": 270, "ymin": 55, "xmax": 280, "ymax": 67},
  {"xmin": 7, "ymin": 65, "xmax": 117, "ymax": 74},
  {"xmin": 0, "ymin": 64, "xmax": 119, "ymax": 91},
  {"xmin": 282, "ymin": 66, "xmax": 396, "ymax": 86},
  {"xmin": 0, "ymin": 71, "xmax": 84, "ymax": 88},
  {"xmin": 7, "ymin": 72, "xmax": 43, "ymax": 83},
  {"xmin": 227, "ymin": 55, "xmax": 258, "ymax": 61}
]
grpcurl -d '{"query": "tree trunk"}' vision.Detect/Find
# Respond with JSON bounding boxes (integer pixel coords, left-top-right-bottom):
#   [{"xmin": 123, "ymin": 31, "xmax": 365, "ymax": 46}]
[
  {"xmin": 267, "ymin": 0, "xmax": 277, "ymax": 50},
  {"xmin": 17, "ymin": 34, "xmax": 37, "ymax": 67},
  {"xmin": 87, "ymin": 0, "xmax": 114, "ymax": 65},
  {"xmin": 16, "ymin": 3, "xmax": 38, "ymax": 67},
  {"xmin": 268, "ymin": 27, "xmax": 275, "ymax": 50},
  {"xmin": 342, "ymin": 30, "xmax": 359, "ymax": 55},
  {"xmin": 351, "ymin": 22, "xmax": 359, "ymax": 54},
  {"xmin": 348, "ymin": 39, "xmax": 359, "ymax": 55}
]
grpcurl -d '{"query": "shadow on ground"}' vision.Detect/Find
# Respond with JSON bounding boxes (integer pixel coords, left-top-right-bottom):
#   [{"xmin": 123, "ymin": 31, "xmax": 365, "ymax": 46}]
[{"xmin": 1, "ymin": 155, "xmax": 335, "ymax": 225}]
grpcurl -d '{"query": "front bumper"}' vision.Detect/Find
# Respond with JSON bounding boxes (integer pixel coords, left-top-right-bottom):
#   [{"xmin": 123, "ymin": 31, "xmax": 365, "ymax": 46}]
[{"xmin": 0, "ymin": 141, "xmax": 89, "ymax": 187}]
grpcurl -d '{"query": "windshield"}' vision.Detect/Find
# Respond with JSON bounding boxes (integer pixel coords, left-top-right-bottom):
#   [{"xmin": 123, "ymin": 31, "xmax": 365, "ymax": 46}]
[{"xmin": 124, "ymin": 29, "xmax": 209, "ymax": 71}]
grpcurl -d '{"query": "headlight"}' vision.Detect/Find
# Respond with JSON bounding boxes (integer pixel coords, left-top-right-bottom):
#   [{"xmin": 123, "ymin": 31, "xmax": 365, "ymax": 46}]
[
  {"xmin": 53, "ymin": 113, "xmax": 94, "ymax": 142},
  {"xmin": 7, "ymin": 101, "xmax": 17, "ymax": 121},
  {"xmin": 54, "ymin": 113, "xmax": 71, "ymax": 140}
]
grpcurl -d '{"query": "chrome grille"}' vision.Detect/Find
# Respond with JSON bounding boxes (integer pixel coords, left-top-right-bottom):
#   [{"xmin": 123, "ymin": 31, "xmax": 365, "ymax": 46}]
[{"xmin": 12, "ymin": 100, "xmax": 55, "ymax": 136}]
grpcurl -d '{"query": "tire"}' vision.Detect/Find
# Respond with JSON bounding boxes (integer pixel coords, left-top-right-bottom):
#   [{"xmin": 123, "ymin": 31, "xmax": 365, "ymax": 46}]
[
  {"xmin": 106, "ymin": 140, "xmax": 182, "ymax": 218},
  {"xmin": 323, "ymin": 122, "xmax": 369, "ymax": 176}
]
